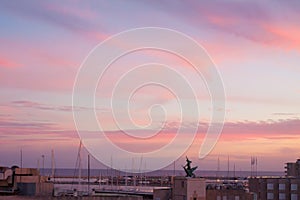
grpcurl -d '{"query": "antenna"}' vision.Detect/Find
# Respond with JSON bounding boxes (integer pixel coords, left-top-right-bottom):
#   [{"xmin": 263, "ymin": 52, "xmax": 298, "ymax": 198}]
[
  {"xmin": 255, "ymin": 157, "xmax": 258, "ymax": 177},
  {"xmin": 251, "ymin": 156, "xmax": 252, "ymax": 177}
]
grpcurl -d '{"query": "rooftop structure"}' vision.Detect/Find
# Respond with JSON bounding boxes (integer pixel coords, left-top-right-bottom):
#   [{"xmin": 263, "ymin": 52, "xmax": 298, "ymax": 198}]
[
  {"xmin": 285, "ymin": 159, "xmax": 300, "ymax": 177},
  {"xmin": 0, "ymin": 166, "xmax": 53, "ymax": 196}
]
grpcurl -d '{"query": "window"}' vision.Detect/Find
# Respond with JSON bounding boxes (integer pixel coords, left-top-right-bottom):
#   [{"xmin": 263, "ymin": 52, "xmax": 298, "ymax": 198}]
[
  {"xmin": 279, "ymin": 193, "xmax": 285, "ymax": 200},
  {"xmin": 267, "ymin": 183, "xmax": 274, "ymax": 190},
  {"xmin": 267, "ymin": 192, "xmax": 274, "ymax": 200},
  {"xmin": 291, "ymin": 183, "xmax": 298, "ymax": 191},
  {"xmin": 279, "ymin": 183, "xmax": 285, "ymax": 190},
  {"xmin": 291, "ymin": 194, "xmax": 297, "ymax": 200},
  {"xmin": 217, "ymin": 196, "xmax": 221, "ymax": 200},
  {"xmin": 234, "ymin": 196, "xmax": 240, "ymax": 200},
  {"xmin": 222, "ymin": 196, "xmax": 227, "ymax": 200},
  {"xmin": 253, "ymin": 193, "xmax": 258, "ymax": 200}
]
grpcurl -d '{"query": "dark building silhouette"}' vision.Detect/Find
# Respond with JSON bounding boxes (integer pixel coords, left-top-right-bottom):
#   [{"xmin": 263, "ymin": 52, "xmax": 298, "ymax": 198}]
[{"xmin": 285, "ymin": 159, "xmax": 300, "ymax": 177}]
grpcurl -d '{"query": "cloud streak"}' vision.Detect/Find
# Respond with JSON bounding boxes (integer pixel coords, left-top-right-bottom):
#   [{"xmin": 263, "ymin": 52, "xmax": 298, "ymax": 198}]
[{"xmin": 149, "ymin": 0, "xmax": 300, "ymax": 51}]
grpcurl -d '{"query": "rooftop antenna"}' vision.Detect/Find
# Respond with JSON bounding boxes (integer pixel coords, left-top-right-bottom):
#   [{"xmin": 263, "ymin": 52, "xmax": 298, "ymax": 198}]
[
  {"xmin": 250, "ymin": 156, "xmax": 252, "ymax": 177},
  {"xmin": 255, "ymin": 157, "xmax": 258, "ymax": 177},
  {"xmin": 251, "ymin": 156, "xmax": 256, "ymax": 177}
]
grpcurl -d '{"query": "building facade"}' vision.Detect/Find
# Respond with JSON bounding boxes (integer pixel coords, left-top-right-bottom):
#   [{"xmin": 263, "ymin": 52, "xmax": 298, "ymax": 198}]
[
  {"xmin": 206, "ymin": 181, "xmax": 254, "ymax": 200},
  {"xmin": 249, "ymin": 177, "xmax": 300, "ymax": 200}
]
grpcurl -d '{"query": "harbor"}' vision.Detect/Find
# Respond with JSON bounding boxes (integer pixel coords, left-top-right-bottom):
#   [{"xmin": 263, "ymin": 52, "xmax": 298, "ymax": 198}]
[
  {"xmin": 1, "ymin": 158, "xmax": 300, "ymax": 199},
  {"xmin": 0, "ymin": 164, "xmax": 280, "ymax": 200}
]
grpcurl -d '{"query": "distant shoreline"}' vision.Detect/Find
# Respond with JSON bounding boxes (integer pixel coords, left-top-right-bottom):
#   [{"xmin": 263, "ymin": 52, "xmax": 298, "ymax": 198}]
[{"xmin": 37, "ymin": 168, "xmax": 284, "ymax": 177}]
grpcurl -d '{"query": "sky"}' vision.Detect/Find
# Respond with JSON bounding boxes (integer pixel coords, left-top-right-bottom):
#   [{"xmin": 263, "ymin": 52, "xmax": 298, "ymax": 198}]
[{"xmin": 0, "ymin": 0, "xmax": 300, "ymax": 172}]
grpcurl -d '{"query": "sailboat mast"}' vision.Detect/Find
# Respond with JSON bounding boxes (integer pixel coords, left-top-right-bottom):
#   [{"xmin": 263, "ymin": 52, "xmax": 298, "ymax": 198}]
[
  {"xmin": 88, "ymin": 154, "xmax": 90, "ymax": 194},
  {"xmin": 227, "ymin": 155, "xmax": 229, "ymax": 178},
  {"xmin": 51, "ymin": 149, "xmax": 55, "ymax": 178},
  {"xmin": 78, "ymin": 141, "xmax": 82, "ymax": 191}
]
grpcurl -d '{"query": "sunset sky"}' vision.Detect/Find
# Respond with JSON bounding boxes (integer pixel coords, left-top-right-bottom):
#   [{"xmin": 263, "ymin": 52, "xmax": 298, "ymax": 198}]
[{"xmin": 1, "ymin": 0, "xmax": 300, "ymax": 172}]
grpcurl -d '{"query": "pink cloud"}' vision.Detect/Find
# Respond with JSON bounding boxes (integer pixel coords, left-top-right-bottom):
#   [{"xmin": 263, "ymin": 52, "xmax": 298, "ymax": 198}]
[
  {"xmin": 92, "ymin": 118, "xmax": 300, "ymax": 155},
  {"xmin": 0, "ymin": 57, "xmax": 21, "ymax": 68},
  {"xmin": 154, "ymin": 1, "xmax": 300, "ymax": 52},
  {"xmin": 1, "ymin": 116, "xmax": 299, "ymax": 169},
  {"xmin": 262, "ymin": 23, "xmax": 300, "ymax": 50}
]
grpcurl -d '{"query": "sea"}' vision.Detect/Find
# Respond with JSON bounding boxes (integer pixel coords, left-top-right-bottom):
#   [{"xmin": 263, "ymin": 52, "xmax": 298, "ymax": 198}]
[{"xmin": 40, "ymin": 168, "xmax": 285, "ymax": 178}]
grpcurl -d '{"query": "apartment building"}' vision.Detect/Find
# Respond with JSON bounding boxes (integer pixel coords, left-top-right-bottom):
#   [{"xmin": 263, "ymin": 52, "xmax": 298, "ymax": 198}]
[{"xmin": 249, "ymin": 177, "xmax": 300, "ymax": 200}]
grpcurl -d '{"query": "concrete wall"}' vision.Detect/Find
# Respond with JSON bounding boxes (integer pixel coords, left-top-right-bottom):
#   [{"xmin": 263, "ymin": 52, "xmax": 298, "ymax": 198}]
[
  {"xmin": 36, "ymin": 182, "xmax": 54, "ymax": 196},
  {"xmin": 172, "ymin": 176, "xmax": 187, "ymax": 200},
  {"xmin": 172, "ymin": 177, "xmax": 206, "ymax": 200},
  {"xmin": 15, "ymin": 172, "xmax": 54, "ymax": 196},
  {"xmin": 186, "ymin": 178, "xmax": 206, "ymax": 200},
  {"xmin": 153, "ymin": 188, "xmax": 171, "ymax": 200}
]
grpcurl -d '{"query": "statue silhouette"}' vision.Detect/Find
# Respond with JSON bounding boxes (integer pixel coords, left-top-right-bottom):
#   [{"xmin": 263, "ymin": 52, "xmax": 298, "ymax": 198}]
[{"xmin": 183, "ymin": 156, "xmax": 197, "ymax": 178}]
